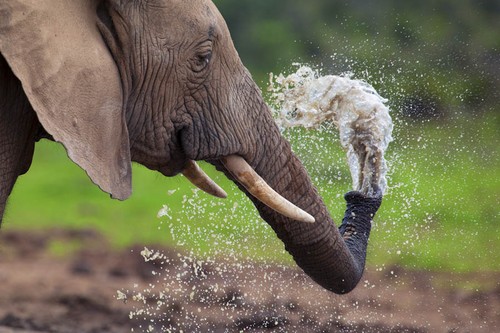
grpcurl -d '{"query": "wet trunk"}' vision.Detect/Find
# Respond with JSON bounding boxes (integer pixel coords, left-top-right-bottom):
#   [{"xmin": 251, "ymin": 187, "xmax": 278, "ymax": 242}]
[{"xmin": 215, "ymin": 110, "xmax": 382, "ymax": 294}]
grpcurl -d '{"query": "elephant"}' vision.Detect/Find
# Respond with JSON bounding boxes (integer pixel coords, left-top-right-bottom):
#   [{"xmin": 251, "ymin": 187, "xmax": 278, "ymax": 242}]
[{"xmin": 0, "ymin": 0, "xmax": 382, "ymax": 294}]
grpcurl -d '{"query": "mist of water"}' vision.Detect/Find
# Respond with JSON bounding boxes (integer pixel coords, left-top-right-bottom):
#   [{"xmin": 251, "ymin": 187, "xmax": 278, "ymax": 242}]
[
  {"xmin": 269, "ymin": 64, "xmax": 393, "ymax": 196},
  {"xmin": 115, "ymin": 47, "xmax": 498, "ymax": 332},
  {"xmin": 117, "ymin": 65, "xmax": 398, "ymax": 332}
]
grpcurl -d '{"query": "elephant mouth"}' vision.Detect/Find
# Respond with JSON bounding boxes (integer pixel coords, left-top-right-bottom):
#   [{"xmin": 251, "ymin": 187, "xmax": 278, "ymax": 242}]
[{"xmin": 182, "ymin": 156, "xmax": 315, "ymax": 224}]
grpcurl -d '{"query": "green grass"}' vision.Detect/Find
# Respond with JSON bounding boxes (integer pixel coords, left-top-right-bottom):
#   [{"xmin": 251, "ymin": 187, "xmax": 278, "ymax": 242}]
[
  {"xmin": 4, "ymin": 113, "xmax": 499, "ymax": 272},
  {"xmin": 368, "ymin": 113, "xmax": 500, "ymax": 272}
]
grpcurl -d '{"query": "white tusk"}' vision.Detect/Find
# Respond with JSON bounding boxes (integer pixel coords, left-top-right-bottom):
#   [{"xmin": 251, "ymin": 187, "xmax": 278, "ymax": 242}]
[
  {"xmin": 220, "ymin": 155, "xmax": 315, "ymax": 223},
  {"xmin": 182, "ymin": 160, "xmax": 227, "ymax": 199}
]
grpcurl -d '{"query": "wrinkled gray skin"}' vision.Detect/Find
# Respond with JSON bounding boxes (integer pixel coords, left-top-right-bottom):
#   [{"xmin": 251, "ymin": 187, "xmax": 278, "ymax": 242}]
[{"xmin": 0, "ymin": 0, "xmax": 382, "ymax": 294}]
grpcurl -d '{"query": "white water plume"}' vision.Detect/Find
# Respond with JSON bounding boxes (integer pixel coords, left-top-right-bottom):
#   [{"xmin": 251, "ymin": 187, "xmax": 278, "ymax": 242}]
[{"xmin": 269, "ymin": 65, "xmax": 394, "ymax": 196}]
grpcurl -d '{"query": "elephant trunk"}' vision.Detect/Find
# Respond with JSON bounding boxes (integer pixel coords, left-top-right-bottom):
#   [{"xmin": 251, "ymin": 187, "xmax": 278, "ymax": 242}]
[{"xmin": 214, "ymin": 116, "xmax": 382, "ymax": 294}]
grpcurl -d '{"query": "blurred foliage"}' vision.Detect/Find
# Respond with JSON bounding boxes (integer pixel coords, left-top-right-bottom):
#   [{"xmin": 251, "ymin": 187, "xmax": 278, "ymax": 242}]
[
  {"xmin": 3, "ymin": 1, "xmax": 499, "ymax": 274},
  {"xmin": 214, "ymin": 0, "xmax": 499, "ymax": 118}
]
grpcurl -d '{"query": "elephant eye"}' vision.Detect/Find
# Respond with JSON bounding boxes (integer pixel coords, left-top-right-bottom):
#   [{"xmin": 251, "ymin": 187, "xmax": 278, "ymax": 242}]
[
  {"xmin": 192, "ymin": 50, "xmax": 212, "ymax": 73},
  {"xmin": 191, "ymin": 40, "xmax": 213, "ymax": 73}
]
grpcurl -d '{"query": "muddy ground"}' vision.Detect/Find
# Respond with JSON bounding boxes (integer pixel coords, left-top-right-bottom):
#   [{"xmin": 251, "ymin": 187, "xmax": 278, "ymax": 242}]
[{"xmin": 0, "ymin": 229, "xmax": 498, "ymax": 333}]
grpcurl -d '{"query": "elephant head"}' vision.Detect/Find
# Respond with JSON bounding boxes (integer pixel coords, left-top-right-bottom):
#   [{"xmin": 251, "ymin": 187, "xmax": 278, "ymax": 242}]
[{"xmin": 0, "ymin": 0, "xmax": 382, "ymax": 294}]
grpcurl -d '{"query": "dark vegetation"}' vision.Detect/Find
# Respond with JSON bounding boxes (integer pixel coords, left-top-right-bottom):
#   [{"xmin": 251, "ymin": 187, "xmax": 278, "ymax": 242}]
[{"xmin": 215, "ymin": 0, "xmax": 499, "ymax": 119}]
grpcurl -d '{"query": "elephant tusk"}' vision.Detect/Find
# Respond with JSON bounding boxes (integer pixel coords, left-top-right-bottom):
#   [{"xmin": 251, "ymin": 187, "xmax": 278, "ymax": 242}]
[
  {"xmin": 220, "ymin": 155, "xmax": 315, "ymax": 223},
  {"xmin": 182, "ymin": 160, "xmax": 228, "ymax": 199}
]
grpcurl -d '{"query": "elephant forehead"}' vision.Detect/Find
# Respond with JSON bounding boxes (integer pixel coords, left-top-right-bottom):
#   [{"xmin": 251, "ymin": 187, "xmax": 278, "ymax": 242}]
[{"xmin": 144, "ymin": 0, "xmax": 219, "ymax": 37}]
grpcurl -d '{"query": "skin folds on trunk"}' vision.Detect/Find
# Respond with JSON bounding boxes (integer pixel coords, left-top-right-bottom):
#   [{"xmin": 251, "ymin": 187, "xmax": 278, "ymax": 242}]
[{"xmin": 214, "ymin": 122, "xmax": 382, "ymax": 294}]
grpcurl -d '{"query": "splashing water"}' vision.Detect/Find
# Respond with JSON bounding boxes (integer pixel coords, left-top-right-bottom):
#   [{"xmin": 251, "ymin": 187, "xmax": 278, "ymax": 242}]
[
  {"xmin": 118, "ymin": 66, "xmax": 398, "ymax": 332},
  {"xmin": 269, "ymin": 65, "xmax": 394, "ymax": 196},
  {"xmin": 114, "ymin": 54, "xmax": 498, "ymax": 332}
]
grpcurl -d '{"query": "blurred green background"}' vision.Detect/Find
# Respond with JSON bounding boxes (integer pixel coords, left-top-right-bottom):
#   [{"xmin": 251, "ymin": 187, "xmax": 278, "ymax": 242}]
[{"xmin": 3, "ymin": 0, "xmax": 499, "ymax": 273}]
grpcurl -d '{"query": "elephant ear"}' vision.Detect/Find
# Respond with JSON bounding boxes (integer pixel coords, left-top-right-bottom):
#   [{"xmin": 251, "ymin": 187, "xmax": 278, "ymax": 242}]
[{"xmin": 0, "ymin": 0, "xmax": 131, "ymax": 200}]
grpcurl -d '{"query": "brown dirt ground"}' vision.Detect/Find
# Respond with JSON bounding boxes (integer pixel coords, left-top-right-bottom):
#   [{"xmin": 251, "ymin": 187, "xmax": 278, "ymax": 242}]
[{"xmin": 0, "ymin": 229, "xmax": 498, "ymax": 333}]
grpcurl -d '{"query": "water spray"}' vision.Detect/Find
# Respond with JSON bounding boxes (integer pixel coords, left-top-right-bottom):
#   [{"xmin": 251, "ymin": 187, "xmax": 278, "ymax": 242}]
[{"xmin": 269, "ymin": 64, "xmax": 394, "ymax": 196}]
